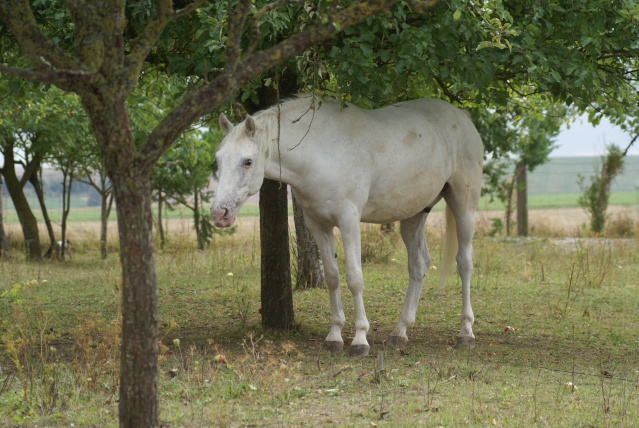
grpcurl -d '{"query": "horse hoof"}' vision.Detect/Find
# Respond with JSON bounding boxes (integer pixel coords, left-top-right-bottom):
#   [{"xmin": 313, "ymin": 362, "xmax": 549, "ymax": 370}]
[
  {"xmin": 455, "ymin": 336, "xmax": 475, "ymax": 349},
  {"xmin": 349, "ymin": 344, "xmax": 370, "ymax": 357},
  {"xmin": 388, "ymin": 335, "xmax": 408, "ymax": 350},
  {"xmin": 323, "ymin": 341, "xmax": 344, "ymax": 353}
]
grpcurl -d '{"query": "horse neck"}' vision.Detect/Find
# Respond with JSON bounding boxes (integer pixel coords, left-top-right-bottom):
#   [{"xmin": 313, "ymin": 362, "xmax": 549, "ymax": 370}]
[
  {"xmin": 259, "ymin": 99, "xmax": 315, "ymax": 185},
  {"xmin": 262, "ymin": 131, "xmax": 306, "ymax": 186},
  {"xmin": 263, "ymin": 143, "xmax": 296, "ymax": 184}
]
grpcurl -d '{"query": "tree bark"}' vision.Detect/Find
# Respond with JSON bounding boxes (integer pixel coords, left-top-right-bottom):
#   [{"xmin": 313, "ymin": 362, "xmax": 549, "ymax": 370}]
[
  {"xmin": 259, "ymin": 178, "xmax": 295, "ymax": 329},
  {"xmin": 293, "ymin": 195, "xmax": 324, "ymax": 289},
  {"xmin": 516, "ymin": 161, "xmax": 528, "ymax": 237},
  {"xmin": 112, "ymin": 172, "xmax": 159, "ymax": 428},
  {"xmin": 101, "ymin": 191, "xmax": 114, "ymax": 260},
  {"xmin": 0, "ymin": 174, "xmax": 11, "ymax": 258},
  {"xmin": 156, "ymin": 191, "xmax": 165, "ymax": 250}
]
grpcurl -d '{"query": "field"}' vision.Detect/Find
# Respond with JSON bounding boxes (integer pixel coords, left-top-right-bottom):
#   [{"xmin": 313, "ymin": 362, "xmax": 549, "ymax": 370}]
[{"xmin": 1, "ymin": 208, "xmax": 639, "ymax": 427}]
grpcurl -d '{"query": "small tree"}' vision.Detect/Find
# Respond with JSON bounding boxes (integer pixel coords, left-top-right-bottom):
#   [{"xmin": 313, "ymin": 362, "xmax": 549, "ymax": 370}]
[
  {"xmin": 578, "ymin": 145, "xmax": 625, "ymax": 234},
  {"xmin": 77, "ymin": 156, "xmax": 113, "ymax": 260},
  {"xmin": 481, "ymin": 100, "xmax": 564, "ymax": 236}
]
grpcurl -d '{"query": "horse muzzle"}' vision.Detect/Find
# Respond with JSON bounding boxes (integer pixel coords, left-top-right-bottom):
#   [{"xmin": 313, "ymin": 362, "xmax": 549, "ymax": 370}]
[{"xmin": 211, "ymin": 205, "xmax": 236, "ymax": 228}]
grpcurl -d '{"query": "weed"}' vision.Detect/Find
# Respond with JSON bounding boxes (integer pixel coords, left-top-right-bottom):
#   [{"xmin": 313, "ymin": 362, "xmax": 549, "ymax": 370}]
[{"xmin": 606, "ymin": 213, "xmax": 635, "ymax": 238}]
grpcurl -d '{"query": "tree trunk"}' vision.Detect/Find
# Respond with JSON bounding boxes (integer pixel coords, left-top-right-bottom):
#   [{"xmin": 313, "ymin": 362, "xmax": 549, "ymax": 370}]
[
  {"xmin": 243, "ymin": 68, "xmax": 301, "ymax": 326},
  {"xmin": 505, "ymin": 173, "xmax": 516, "ymax": 236},
  {"xmin": 112, "ymin": 172, "xmax": 159, "ymax": 428},
  {"xmin": 259, "ymin": 179, "xmax": 295, "ymax": 329},
  {"xmin": 60, "ymin": 170, "xmax": 73, "ymax": 260},
  {"xmin": 1, "ymin": 144, "xmax": 41, "ymax": 259},
  {"xmin": 83, "ymin": 98, "xmax": 160, "ymax": 427},
  {"xmin": 0, "ymin": 174, "xmax": 11, "ymax": 258},
  {"xmin": 516, "ymin": 161, "xmax": 528, "ymax": 237},
  {"xmin": 293, "ymin": 195, "xmax": 324, "ymax": 289},
  {"xmin": 29, "ymin": 166, "xmax": 56, "ymax": 251},
  {"xmin": 194, "ymin": 190, "xmax": 203, "ymax": 250}
]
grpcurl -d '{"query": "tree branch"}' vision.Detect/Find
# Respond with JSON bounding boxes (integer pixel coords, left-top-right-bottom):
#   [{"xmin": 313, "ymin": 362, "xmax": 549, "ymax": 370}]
[
  {"xmin": 0, "ymin": 63, "xmax": 96, "ymax": 85},
  {"xmin": 0, "ymin": 0, "xmax": 80, "ymax": 71},
  {"xmin": 622, "ymin": 132, "xmax": 639, "ymax": 157},
  {"xmin": 434, "ymin": 76, "xmax": 462, "ymax": 104}
]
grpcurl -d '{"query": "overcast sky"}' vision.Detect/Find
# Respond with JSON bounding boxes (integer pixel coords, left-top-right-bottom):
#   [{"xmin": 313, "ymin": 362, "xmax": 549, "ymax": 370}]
[{"xmin": 552, "ymin": 115, "xmax": 638, "ymax": 157}]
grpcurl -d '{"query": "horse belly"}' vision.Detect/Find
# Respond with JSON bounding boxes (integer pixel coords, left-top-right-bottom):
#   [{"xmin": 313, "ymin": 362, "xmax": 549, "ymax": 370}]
[{"xmin": 360, "ymin": 173, "xmax": 446, "ymax": 224}]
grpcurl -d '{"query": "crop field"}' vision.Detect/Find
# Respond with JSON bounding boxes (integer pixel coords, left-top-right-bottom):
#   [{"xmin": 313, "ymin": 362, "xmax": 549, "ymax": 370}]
[{"xmin": 1, "ymin": 211, "xmax": 639, "ymax": 427}]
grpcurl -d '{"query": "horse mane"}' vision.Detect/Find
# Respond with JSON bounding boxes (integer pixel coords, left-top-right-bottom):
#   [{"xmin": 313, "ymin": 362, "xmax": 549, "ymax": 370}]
[{"xmin": 251, "ymin": 95, "xmax": 317, "ymax": 159}]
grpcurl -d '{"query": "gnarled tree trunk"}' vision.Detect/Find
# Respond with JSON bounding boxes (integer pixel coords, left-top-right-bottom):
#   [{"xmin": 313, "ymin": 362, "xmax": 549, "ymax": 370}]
[
  {"xmin": 1, "ymin": 139, "xmax": 42, "ymax": 259},
  {"xmin": 293, "ymin": 195, "xmax": 324, "ymax": 289}
]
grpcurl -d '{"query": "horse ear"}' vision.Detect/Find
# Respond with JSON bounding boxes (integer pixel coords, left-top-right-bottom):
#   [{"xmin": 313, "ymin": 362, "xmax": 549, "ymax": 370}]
[
  {"xmin": 219, "ymin": 113, "xmax": 234, "ymax": 135},
  {"xmin": 245, "ymin": 115, "xmax": 256, "ymax": 138}
]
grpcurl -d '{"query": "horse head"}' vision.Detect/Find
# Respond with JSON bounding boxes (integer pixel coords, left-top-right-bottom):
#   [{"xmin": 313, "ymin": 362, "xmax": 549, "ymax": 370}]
[{"xmin": 210, "ymin": 113, "xmax": 267, "ymax": 227}]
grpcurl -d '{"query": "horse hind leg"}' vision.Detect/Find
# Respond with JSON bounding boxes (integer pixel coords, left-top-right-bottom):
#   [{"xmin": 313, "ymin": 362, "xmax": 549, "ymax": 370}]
[
  {"xmin": 389, "ymin": 211, "xmax": 429, "ymax": 350},
  {"xmin": 444, "ymin": 190, "xmax": 477, "ymax": 349}
]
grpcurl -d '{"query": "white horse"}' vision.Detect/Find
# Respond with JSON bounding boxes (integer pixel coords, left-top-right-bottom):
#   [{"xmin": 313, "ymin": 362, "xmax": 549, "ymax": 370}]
[{"xmin": 211, "ymin": 96, "xmax": 483, "ymax": 356}]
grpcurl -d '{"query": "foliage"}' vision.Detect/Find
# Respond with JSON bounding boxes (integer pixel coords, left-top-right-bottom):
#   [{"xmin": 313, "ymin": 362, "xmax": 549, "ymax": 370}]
[
  {"xmin": 154, "ymin": 125, "xmax": 239, "ymax": 249},
  {"xmin": 578, "ymin": 145, "xmax": 625, "ymax": 234}
]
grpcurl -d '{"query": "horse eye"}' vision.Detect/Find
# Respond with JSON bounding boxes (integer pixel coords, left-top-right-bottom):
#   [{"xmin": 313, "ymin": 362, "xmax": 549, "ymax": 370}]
[{"xmin": 243, "ymin": 159, "xmax": 253, "ymax": 167}]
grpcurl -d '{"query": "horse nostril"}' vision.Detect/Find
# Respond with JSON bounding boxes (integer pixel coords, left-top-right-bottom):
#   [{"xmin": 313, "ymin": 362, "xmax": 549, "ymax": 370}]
[{"xmin": 222, "ymin": 207, "xmax": 229, "ymax": 219}]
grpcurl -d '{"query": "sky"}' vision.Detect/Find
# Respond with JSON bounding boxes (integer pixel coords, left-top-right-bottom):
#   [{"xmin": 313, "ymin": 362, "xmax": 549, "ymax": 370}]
[{"xmin": 552, "ymin": 115, "xmax": 637, "ymax": 157}]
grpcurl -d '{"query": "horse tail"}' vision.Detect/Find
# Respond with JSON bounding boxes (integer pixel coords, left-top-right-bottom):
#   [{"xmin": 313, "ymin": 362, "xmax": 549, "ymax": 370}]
[{"xmin": 438, "ymin": 204, "xmax": 458, "ymax": 288}]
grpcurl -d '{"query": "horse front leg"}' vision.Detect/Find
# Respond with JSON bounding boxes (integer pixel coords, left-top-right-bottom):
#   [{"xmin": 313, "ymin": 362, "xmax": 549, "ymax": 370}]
[
  {"xmin": 339, "ymin": 216, "xmax": 370, "ymax": 356},
  {"xmin": 303, "ymin": 216, "xmax": 345, "ymax": 352},
  {"xmin": 389, "ymin": 211, "xmax": 429, "ymax": 350}
]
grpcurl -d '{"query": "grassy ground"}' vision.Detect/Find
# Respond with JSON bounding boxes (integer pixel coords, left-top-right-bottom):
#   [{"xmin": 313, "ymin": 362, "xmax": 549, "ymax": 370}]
[{"xmin": 0, "ymin": 224, "xmax": 638, "ymax": 427}]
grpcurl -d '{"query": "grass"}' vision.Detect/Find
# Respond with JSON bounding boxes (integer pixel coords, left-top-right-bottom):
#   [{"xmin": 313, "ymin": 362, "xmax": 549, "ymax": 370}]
[{"xmin": 1, "ymin": 223, "xmax": 639, "ymax": 426}]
